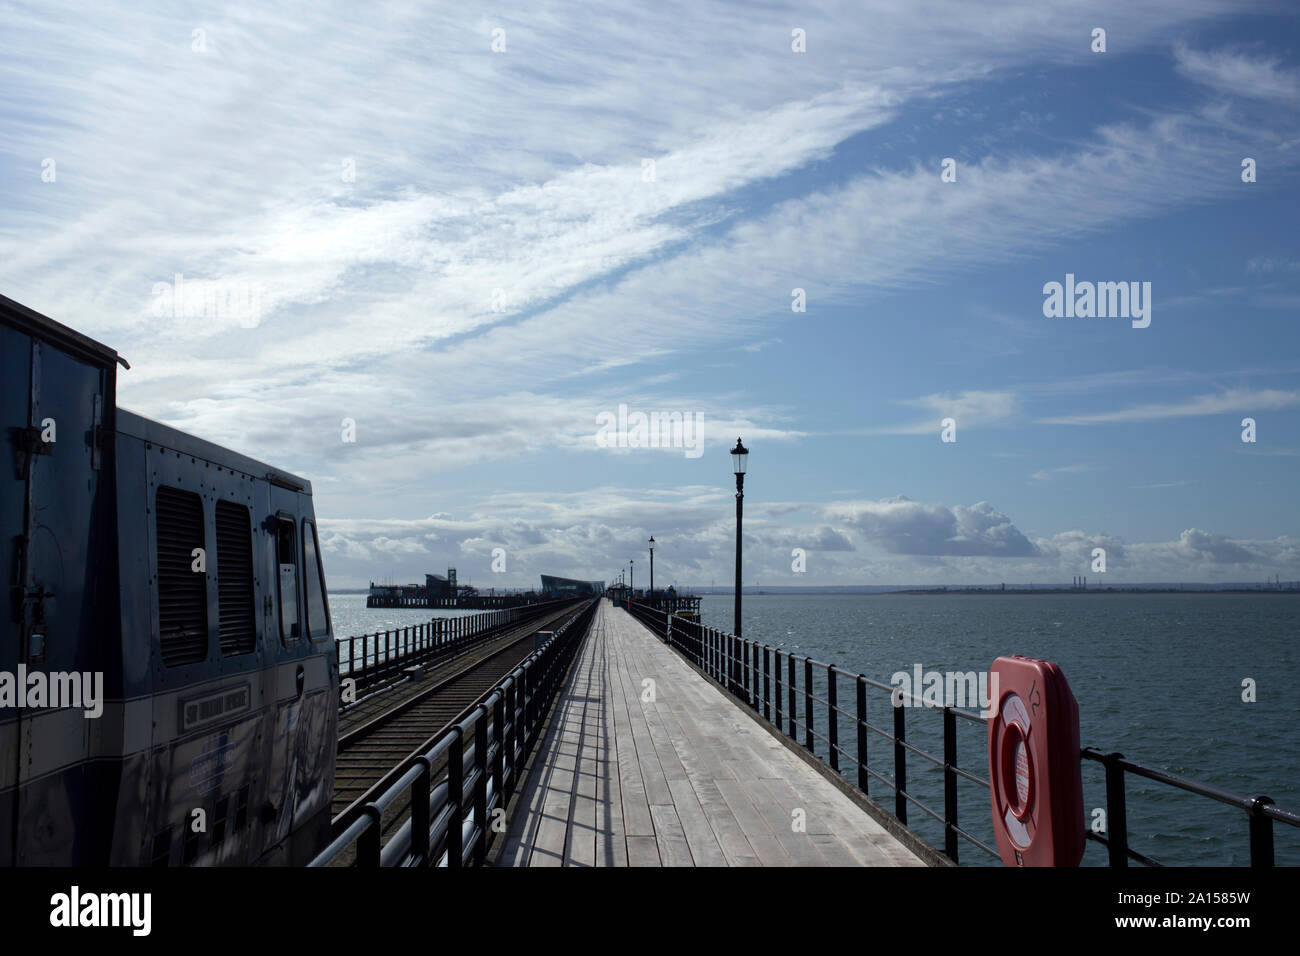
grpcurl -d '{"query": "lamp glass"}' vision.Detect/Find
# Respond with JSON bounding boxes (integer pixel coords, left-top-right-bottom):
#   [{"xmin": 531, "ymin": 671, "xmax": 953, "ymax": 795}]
[{"xmin": 731, "ymin": 438, "xmax": 748, "ymax": 475}]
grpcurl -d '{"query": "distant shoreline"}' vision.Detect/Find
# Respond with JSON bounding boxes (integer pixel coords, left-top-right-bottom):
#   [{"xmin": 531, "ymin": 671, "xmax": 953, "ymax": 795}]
[
  {"xmin": 889, "ymin": 587, "xmax": 1299, "ymax": 596},
  {"xmin": 683, "ymin": 586, "xmax": 1300, "ymax": 596}
]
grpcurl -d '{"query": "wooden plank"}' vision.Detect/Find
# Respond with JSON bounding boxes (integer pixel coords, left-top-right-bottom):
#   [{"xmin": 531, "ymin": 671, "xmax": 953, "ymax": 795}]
[
  {"xmin": 648, "ymin": 804, "xmax": 695, "ymax": 866},
  {"xmin": 605, "ymin": 632, "xmax": 657, "ymax": 837},
  {"xmin": 566, "ymin": 698, "xmax": 599, "ymax": 866},
  {"xmin": 690, "ymin": 777, "xmax": 761, "ymax": 866},
  {"xmin": 610, "ymin": 642, "xmax": 676, "ymax": 808},
  {"xmin": 713, "ymin": 776, "xmax": 794, "ymax": 867},
  {"xmin": 625, "ymin": 835, "xmax": 661, "ymax": 867},
  {"xmin": 663, "ymin": 775, "xmax": 728, "ymax": 865}
]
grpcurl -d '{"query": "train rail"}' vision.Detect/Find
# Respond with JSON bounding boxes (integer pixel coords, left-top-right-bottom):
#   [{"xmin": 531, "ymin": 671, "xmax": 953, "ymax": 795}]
[
  {"xmin": 312, "ymin": 597, "xmax": 599, "ymax": 868},
  {"xmin": 329, "ymin": 600, "xmax": 591, "ymax": 834}
]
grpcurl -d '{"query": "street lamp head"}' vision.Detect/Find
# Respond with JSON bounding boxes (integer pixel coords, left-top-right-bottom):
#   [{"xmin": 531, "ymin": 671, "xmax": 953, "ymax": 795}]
[{"xmin": 731, "ymin": 437, "xmax": 748, "ymax": 475}]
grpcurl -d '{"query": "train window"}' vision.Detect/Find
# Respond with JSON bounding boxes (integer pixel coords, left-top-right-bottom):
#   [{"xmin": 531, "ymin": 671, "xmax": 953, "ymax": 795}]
[
  {"xmin": 156, "ymin": 486, "xmax": 209, "ymax": 666},
  {"xmin": 302, "ymin": 519, "xmax": 331, "ymax": 640},
  {"xmin": 275, "ymin": 518, "xmax": 300, "ymax": 643},
  {"xmin": 215, "ymin": 500, "xmax": 256, "ymax": 656}
]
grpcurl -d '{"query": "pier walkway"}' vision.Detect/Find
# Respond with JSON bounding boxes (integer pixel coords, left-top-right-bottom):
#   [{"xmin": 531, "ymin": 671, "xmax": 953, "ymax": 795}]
[{"xmin": 498, "ymin": 603, "xmax": 923, "ymax": 867}]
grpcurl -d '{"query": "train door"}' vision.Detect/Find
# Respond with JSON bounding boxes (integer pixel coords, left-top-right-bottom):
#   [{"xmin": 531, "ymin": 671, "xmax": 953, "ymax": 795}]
[
  {"xmin": 3, "ymin": 318, "xmax": 115, "ymax": 865},
  {"xmin": 292, "ymin": 515, "xmax": 337, "ymax": 858},
  {"xmin": 0, "ymin": 320, "xmax": 29, "ymax": 866},
  {"xmin": 263, "ymin": 486, "xmax": 304, "ymax": 852}
]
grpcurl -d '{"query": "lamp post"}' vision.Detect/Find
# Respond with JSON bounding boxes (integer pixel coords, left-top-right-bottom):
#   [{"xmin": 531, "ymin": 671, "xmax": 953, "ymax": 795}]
[
  {"xmin": 648, "ymin": 536, "xmax": 655, "ymax": 604},
  {"xmin": 731, "ymin": 438, "xmax": 748, "ymax": 692}
]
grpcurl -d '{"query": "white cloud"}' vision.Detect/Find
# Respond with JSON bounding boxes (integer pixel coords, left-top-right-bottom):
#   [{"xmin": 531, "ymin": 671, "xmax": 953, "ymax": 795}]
[
  {"xmin": 1174, "ymin": 44, "xmax": 1300, "ymax": 102},
  {"xmin": 1036, "ymin": 389, "xmax": 1300, "ymax": 425},
  {"xmin": 828, "ymin": 495, "xmax": 1038, "ymax": 557},
  {"xmin": 864, "ymin": 390, "xmax": 1018, "ymax": 436}
]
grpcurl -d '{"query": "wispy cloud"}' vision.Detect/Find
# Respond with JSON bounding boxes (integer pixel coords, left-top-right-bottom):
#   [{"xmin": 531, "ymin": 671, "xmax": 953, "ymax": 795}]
[
  {"xmin": 1174, "ymin": 44, "xmax": 1300, "ymax": 102},
  {"xmin": 1037, "ymin": 389, "xmax": 1300, "ymax": 425},
  {"xmin": 1030, "ymin": 463, "xmax": 1096, "ymax": 482},
  {"xmin": 863, "ymin": 390, "xmax": 1018, "ymax": 436}
]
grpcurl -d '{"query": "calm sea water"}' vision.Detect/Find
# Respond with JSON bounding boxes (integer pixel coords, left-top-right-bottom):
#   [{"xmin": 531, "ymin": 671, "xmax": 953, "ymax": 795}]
[
  {"xmin": 697, "ymin": 592, "xmax": 1300, "ymax": 866},
  {"xmin": 328, "ymin": 592, "xmax": 480, "ymax": 638},
  {"xmin": 327, "ymin": 593, "xmax": 481, "ymax": 673}
]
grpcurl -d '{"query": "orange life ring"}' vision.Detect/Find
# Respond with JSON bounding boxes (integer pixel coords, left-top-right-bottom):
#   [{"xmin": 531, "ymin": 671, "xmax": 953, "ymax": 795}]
[{"xmin": 987, "ymin": 655, "xmax": 1085, "ymax": 866}]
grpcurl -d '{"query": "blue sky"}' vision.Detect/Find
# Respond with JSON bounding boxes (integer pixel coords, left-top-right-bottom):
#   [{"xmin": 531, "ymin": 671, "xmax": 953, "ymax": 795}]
[{"xmin": 2, "ymin": 1, "xmax": 1298, "ymax": 588}]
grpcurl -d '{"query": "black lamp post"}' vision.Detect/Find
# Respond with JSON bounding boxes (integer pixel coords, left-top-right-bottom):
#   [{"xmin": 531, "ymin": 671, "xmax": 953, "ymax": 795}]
[
  {"xmin": 648, "ymin": 536, "xmax": 655, "ymax": 603},
  {"xmin": 731, "ymin": 437, "xmax": 748, "ymax": 691}
]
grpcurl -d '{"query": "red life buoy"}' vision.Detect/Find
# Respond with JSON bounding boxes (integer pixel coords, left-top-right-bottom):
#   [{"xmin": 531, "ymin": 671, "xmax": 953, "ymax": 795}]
[{"xmin": 986, "ymin": 655, "xmax": 1084, "ymax": 866}]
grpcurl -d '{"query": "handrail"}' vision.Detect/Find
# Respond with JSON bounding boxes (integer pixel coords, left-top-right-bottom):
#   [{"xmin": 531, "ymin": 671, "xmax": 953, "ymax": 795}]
[
  {"xmin": 310, "ymin": 598, "xmax": 599, "ymax": 867},
  {"xmin": 334, "ymin": 599, "xmax": 576, "ymax": 702},
  {"xmin": 626, "ymin": 599, "xmax": 1298, "ymax": 867}
]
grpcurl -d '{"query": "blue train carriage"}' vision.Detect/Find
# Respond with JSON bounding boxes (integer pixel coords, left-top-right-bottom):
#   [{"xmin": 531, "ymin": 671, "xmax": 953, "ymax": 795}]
[{"xmin": 1, "ymin": 293, "xmax": 338, "ymax": 866}]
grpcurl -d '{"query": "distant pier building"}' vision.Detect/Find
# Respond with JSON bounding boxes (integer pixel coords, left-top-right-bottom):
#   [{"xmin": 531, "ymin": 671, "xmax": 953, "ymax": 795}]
[{"xmin": 539, "ymin": 574, "xmax": 605, "ymax": 597}]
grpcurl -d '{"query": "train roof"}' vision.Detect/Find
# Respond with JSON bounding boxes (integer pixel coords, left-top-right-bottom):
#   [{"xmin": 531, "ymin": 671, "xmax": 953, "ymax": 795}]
[
  {"xmin": 0, "ymin": 293, "xmax": 313, "ymax": 497},
  {"xmin": 117, "ymin": 407, "xmax": 314, "ymax": 495},
  {"xmin": 0, "ymin": 292, "xmax": 122, "ymax": 370}
]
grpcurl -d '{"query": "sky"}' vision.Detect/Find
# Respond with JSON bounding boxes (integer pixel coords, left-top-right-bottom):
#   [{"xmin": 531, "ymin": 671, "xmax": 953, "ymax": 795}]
[{"xmin": 2, "ymin": 1, "xmax": 1298, "ymax": 590}]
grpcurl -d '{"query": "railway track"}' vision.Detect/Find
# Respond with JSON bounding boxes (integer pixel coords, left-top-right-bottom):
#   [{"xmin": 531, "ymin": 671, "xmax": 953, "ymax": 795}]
[{"xmin": 330, "ymin": 601, "xmax": 589, "ymax": 822}]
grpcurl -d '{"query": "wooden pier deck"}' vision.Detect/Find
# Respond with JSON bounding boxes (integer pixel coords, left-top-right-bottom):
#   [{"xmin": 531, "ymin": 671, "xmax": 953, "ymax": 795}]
[{"xmin": 497, "ymin": 603, "xmax": 925, "ymax": 867}]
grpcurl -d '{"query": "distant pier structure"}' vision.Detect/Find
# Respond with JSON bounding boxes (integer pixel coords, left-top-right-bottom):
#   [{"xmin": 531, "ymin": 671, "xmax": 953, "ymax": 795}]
[
  {"xmin": 539, "ymin": 574, "xmax": 605, "ymax": 597},
  {"xmin": 366, "ymin": 569, "xmax": 613, "ymax": 608},
  {"xmin": 608, "ymin": 582, "xmax": 701, "ymax": 620},
  {"xmin": 367, "ymin": 567, "xmax": 543, "ymax": 608}
]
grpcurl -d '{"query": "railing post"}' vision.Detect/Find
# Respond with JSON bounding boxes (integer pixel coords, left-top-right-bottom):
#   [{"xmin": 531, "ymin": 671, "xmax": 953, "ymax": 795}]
[
  {"xmin": 827, "ymin": 667, "xmax": 839, "ymax": 772},
  {"xmin": 504, "ymin": 678, "xmax": 518, "ymax": 796},
  {"xmin": 743, "ymin": 640, "xmax": 751, "ymax": 705},
  {"xmin": 762, "ymin": 647, "xmax": 771, "ymax": 722},
  {"xmin": 893, "ymin": 700, "xmax": 907, "ymax": 824},
  {"xmin": 856, "ymin": 676, "xmax": 868, "ymax": 794},
  {"xmin": 1103, "ymin": 751, "xmax": 1128, "ymax": 866},
  {"xmin": 774, "ymin": 650, "xmax": 783, "ymax": 730},
  {"xmin": 473, "ymin": 709, "xmax": 488, "ymax": 865},
  {"xmin": 411, "ymin": 757, "xmax": 431, "ymax": 864},
  {"xmin": 803, "ymin": 658, "xmax": 814, "ymax": 753},
  {"xmin": 492, "ymin": 692, "xmax": 505, "ymax": 813},
  {"xmin": 1249, "ymin": 796, "xmax": 1275, "ymax": 867},
  {"xmin": 787, "ymin": 655, "xmax": 796, "ymax": 739},
  {"xmin": 447, "ymin": 728, "xmax": 464, "ymax": 867},
  {"xmin": 358, "ymin": 806, "xmax": 381, "ymax": 866},
  {"xmin": 727, "ymin": 633, "xmax": 736, "ymax": 695},
  {"xmin": 943, "ymin": 707, "xmax": 958, "ymax": 863}
]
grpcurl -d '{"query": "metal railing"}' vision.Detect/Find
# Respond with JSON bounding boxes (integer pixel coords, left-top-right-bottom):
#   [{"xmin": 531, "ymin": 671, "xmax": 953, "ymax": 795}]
[
  {"xmin": 627, "ymin": 601, "xmax": 1299, "ymax": 867},
  {"xmin": 335, "ymin": 599, "xmax": 574, "ymax": 699},
  {"xmin": 310, "ymin": 598, "xmax": 599, "ymax": 867}
]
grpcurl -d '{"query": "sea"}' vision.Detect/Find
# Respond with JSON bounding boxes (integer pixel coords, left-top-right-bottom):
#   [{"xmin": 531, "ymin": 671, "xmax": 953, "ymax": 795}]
[
  {"xmin": 327, "ymin": 593, "xmax": 481, "ymax": 674},
  {"xmin": 328, "ymin": 589, "xmax": 1299, "ymax": 866},
  {"xmin": 694, "ymin": 592, "xmax": 1299, "ymax": 867}
]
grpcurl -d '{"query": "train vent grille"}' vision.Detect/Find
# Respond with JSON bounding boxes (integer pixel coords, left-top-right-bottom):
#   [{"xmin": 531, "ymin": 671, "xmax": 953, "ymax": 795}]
[
  {"xmin": 156, "ymin": 486, "xmax": 208, "ymax": 666},
  {"xmin": 215, "ymin": 500, "xmax": 256, "ymax": 656}
]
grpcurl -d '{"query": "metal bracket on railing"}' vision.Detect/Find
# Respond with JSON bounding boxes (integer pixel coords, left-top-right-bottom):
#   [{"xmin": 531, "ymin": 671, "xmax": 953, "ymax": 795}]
[{"xmin": 1248, "ymin": 795, "xmax": 1275, "ymax": 867}]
